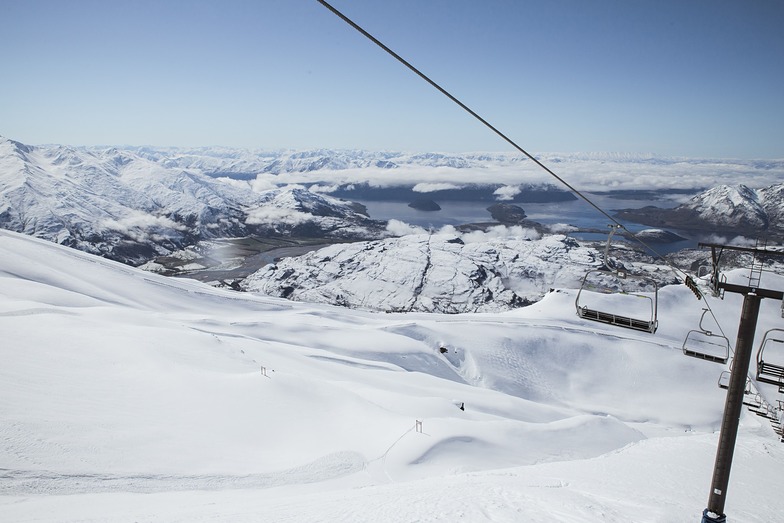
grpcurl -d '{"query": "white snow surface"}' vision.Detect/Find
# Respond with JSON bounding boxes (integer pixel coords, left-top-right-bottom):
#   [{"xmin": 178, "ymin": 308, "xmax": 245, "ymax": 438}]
[
  {"xmin": 0, "ymin": 138, "xmax": 382, "ymax": 263},
  {"xmin": 1, "ymin": 229, "xmax": 783, "ymax": 522},
  {"xmin": 687, "ymin": 185, "xmax": 770, "ymax": 229},
  {"xmin": 241, "ymin": 233, "xmax": 678, "ymax": 313}
]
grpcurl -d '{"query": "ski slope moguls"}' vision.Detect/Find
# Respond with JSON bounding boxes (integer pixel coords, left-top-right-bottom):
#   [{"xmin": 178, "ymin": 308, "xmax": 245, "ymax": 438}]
[{"xmin": 1, "ymin": 228, "xmax": 783, "ymax": 522}]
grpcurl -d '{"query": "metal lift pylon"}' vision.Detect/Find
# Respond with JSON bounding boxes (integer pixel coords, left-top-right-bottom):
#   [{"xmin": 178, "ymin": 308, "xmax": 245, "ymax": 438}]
[{"xmin": 697, "ymin": 242, "xmax": 784, "ymax": 523}]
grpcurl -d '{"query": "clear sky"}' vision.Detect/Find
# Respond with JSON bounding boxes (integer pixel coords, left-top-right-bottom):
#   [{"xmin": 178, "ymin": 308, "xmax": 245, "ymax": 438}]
[{"xmin": 1, "ymin": 0, "xmax": 783, "ymax": 158}]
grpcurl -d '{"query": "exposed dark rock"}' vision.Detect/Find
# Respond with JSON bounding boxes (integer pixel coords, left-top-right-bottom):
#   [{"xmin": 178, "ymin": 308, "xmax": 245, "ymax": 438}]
[
  {"xmin": 487, "ymin": 203, "xmax": 527, "ymax": 224},
  {"xmin": 408, "ymin": 199, "xmax": 441, "ymax": 211}
]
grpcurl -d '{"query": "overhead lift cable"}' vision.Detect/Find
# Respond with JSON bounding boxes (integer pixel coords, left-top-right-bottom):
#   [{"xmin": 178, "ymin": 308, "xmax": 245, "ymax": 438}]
[
  {"xmin": 315, "ymin": 4, "xmax": 784, "ymax": 519},
  {"xmin": 315, "ymin": 0, "xmax": 735, "ymax": 343},
  {"xmin": 316, "ymin": 1, "xmax": 617, "ymax": 224},
  {"xmin": 315, "ymin": 1, "xmax": 680, "ymax": 276}
]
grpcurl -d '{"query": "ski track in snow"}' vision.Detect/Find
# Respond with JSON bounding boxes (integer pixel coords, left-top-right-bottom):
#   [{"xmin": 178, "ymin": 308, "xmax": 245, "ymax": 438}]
[{"xmin": 0, "ymin": 451, "xmax": 365, "ymax": 495}]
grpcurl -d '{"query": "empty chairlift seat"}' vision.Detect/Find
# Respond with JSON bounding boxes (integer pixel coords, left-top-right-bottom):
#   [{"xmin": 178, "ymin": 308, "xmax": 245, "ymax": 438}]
[
  {"xmin": 682, "ymin": 308, "xmax": 730, "ymax": 364},
  {"xmin": 756, "ymin": 328, "xmax": 784, "ymax": 387},
  {"xmin": 743, "ymin": 392, "xmax": 763, "ymax": 409},
  {"xmin": 575, "ymin": 269, "xmax": 659, "ymax": 334},
  {"xmin": 717, "ymin": 370, "xmax": 752, "ymax": 393},
  {"xmin": 683, "ymin": 330, "xmax": 730, "ymax": 364}
]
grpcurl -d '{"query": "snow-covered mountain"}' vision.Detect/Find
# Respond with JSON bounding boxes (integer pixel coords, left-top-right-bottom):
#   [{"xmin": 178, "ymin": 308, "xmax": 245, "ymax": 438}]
[
  {"xmin": 2, "ymin": 228, "xmax": 782, "ymax": 522},
  {"xmin": 615, "ymin": 183, "xmax": 784, "ymax": 236},
  {"xmin": 4, "ymin": 134, "xmax": 784, "ymax": 269},
  {"xmin": 243, "ymin": 232, "xmax": 678, "ymax": 313},
  {"xmin": 686, "ymin": 184, "xmax": 771, "ymax": 230},
  {"xmin": 759, "ymin": 183, "xmax": 784, "ymax": 227},
  {"xmin": 122, "ymin": 147, "xmax": 532, "ymax": 176},
  {"xmin": 0, "ymin": 137, "xmax": 384, "ymax": 264}
]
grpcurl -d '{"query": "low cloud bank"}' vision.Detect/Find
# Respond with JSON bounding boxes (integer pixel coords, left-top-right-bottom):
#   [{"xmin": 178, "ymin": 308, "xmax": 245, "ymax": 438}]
[
  {"xmin": 413, "ymin": 182, "xmax": 464, "ymax": 193},
  {"xmin": 260, "ymin": 154, "xmax": 784, "ymax": 193},
  {"xmin": 246, "ymin": 207, "xmax": 313, "ymax": 226},
  {"xmin": 100, "ymin": 213, "xmax": 186, "ymax": 242},
  {"xmin": 386, "ymin": 219, "xmax": 540, "ymax": 242},
  {"xmin": 493, "ymin": 185, "xmax": 521, "ymax": 201}
]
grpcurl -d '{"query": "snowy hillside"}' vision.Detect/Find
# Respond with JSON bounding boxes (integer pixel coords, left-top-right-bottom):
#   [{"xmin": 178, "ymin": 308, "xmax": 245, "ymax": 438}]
[
  {"xmin": 1, "ymin": 228, "xmax": 783, "ymax": 522},
  {"xmin": 615, "ymin": 183, "xmax": 784, "ymax": 236},
  {"xmin": 686, "ymin": 185, "xmax": 771, "ymax": 231},
  {"xmin": 243, "ymin": 230, "xmax": 678, "ymax": 313},
  {"xmin": 4, "ymin": 135, "xmax": 784, "ymax": 270},
  {"xmin": 0, "ymin": 137, "xmax": 384, "ymax": 264}
]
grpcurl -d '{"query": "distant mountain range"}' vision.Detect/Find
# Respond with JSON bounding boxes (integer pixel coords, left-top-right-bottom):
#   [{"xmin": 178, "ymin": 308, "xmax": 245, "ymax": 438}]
[
  {"xmin": 0, "ymin": 137, "xmax": 385, "ymax": 264},
  {"xmin": 0, "ymin": 137, "xmax": 587, "ymax": 265},
  {"xmin": 1, "ymin": 136, "xmax": 782, "ymax": 275}
]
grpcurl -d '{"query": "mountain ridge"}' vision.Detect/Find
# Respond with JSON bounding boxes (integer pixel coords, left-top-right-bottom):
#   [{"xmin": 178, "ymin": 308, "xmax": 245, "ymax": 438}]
[
  {"xmin": 614, "ymin": 183, "xmax": 784, "ymax": 237},
  {"xmin": 242, "ymin": 232, "xmax": 679, "ymax": 314},
  {"xmin": 0, "ymin": 137, "xmax": 385, "ymax": 264}
]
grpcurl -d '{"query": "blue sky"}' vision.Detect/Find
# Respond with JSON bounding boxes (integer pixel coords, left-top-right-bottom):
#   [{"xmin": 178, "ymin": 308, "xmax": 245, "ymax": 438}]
[{"xmin": 1, "ymin": 0, "xmax": 782, "ymax": 158}]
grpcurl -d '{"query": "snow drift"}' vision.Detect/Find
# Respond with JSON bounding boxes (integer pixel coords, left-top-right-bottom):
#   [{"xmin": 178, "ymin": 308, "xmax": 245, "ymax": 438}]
[{"xmin": 1, "ymin": 229, "xmax": 783, "ymax": 522}]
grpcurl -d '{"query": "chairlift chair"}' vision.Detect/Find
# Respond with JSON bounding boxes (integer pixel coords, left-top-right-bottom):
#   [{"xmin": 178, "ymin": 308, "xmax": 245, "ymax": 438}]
[
  {"xmin": 756, "ymin": 328, "xmax": 784, "ymax": 387},
  {"xmin": 682, "ymin": 309, "xmax": 730, "ymax": 364},
  {"xmin": 757, "ymin": 404, "xmax": 779, "ymax": 421},
  {"xmin": 748, "ymin": 400, "xmax": 770, "ymax": 416},
  {"xmin": 743, "ymin": 392, "xmax": 762, "ymax": 409},
  {"xmin": 574, "ymin": 224, "xmax": 659, "ymax": 334},
  {"xmin": 717, "ymin": 370, "xmax": 752, "ymax": 393},
  {"xmin": 575, "ymin": 270, "xmax": 659, "ymax": 333},
  {"xmin": 717, "ymin": 371, "xmax": 730, "ymax": 390}
]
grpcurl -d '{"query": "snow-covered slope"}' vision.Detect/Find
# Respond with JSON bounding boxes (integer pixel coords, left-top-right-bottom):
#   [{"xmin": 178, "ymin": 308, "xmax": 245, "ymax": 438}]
[
  {"xmin": 4, "ymin": 135, "xmax": 784, "ymax": 268},
  {"xmin": 242, "ymin": 231, "xmax": 678, "ymax": 313},
  {"xmin": 0, "ymin": 137, "xmax": 383, "ymax": 264},
  {"xmin": 615, "ymin": 183, "xmax": 784, "ymax": 235},
  {"xmin": 1, "ymin": 228, "xmax": 782, "ymax": 522},
  {"xmin": 759, "ymin": 183, "xmax": 784, "ymax": 228},
  {"xmin": 245, "ymin": 184, "xmax": 381, "ymax": 238},
  {"xmin": 686, "ymin": 184, "xmax": 770, "ymax": 230}
]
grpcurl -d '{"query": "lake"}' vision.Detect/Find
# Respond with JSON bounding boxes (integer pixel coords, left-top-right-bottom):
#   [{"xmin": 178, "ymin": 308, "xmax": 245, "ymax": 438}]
[{"xmin": 357, "ymin": 193, "xmax": 697, "ymax": 255}]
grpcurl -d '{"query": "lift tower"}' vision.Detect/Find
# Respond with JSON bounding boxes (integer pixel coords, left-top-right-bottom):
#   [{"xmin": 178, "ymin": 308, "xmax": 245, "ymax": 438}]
[{"xmin": 698, "ymin": 242, "xmax": 784, "ymax": 523}]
